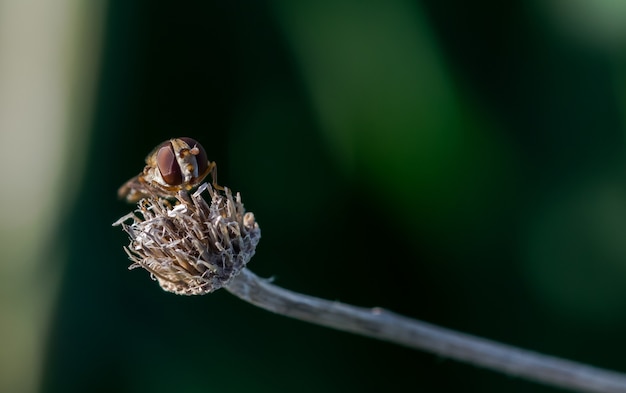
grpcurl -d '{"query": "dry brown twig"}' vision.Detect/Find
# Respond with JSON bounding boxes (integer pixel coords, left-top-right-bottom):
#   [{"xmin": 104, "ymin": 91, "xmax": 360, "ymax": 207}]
[{"xmin": 114, "ymin": 183, "xmax": 626, "ymax": 393}]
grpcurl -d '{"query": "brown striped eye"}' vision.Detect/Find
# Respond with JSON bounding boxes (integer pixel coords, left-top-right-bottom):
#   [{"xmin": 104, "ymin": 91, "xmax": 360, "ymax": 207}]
[
  {"xmin": 157, "ymin": 143, "xmax": 183, "ymax": 185},
  {"xmin": 180, "ymin": 137, "xmax": 208, "ymax": 176}
]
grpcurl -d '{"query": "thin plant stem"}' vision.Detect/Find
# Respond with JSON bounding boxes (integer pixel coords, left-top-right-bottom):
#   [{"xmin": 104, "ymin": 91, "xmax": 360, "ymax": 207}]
[
  {"xmin": 226, "ymin": 268, "xmax": 626, "ymax": 393},
  {"xmin": 115, "ymin": 182, "xmax": 626, "ymax": 393}
]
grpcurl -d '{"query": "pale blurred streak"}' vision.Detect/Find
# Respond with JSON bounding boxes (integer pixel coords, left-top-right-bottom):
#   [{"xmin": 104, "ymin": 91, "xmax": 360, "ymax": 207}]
[
  {"xmin": 0, "ymin": 1, "xmax": 104, "ymax": 392},
  {"xmin": 540, "ymin": 0, "xmax": 626, "ymax": 50}
]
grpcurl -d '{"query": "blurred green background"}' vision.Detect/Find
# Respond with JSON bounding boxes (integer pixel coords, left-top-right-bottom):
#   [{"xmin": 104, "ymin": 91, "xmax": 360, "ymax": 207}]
[{"xmin": 3, "ymin": 0, "xmax": 626, "ymax": 392}]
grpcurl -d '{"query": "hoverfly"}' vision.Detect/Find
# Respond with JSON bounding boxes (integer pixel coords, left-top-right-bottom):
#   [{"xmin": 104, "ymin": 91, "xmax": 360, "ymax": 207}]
[{"xmin": 118, "ymin": 137, "xmax": 222, "ymax": 202}]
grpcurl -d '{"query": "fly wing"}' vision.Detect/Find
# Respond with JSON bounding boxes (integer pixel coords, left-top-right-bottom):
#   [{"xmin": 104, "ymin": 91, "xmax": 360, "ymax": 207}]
[{"xmin": 118, "ymin": 174, "xmax": 152, "ymax": 203}]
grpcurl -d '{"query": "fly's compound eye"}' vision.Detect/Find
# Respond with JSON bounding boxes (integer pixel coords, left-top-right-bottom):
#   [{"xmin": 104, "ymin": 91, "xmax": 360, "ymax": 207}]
[
  {"xmin": 180, "ymin": 137, "xmax": 208, "ymax": 176},
  {"xmin": 156, "ymin": 143, "xmax": 183, "ymax": 185}
]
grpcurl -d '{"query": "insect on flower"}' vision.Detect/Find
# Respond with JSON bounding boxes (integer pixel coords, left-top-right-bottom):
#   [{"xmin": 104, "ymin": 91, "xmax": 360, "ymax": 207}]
[{"xmin": 118, "ymin": 137, "xmax": 222, "ymax": 202}]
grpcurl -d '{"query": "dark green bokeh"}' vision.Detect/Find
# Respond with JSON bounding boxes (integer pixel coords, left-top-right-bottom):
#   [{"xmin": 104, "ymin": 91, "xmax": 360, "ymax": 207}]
[{"xmin": 42, "ymin": 1, "xmax": 626, "ymax": 392}]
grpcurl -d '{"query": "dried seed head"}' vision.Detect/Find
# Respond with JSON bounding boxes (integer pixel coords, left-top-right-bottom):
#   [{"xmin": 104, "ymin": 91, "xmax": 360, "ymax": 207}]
[{"xmin": 113, "ymin": 183, "xmax": 261, "ymax": 295}]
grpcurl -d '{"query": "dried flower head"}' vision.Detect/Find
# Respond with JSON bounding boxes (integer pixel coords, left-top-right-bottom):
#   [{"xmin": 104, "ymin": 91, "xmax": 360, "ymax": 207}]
[{"xmin": 113, "ymin": 183, "xmax": 261, "ymax": 295}]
